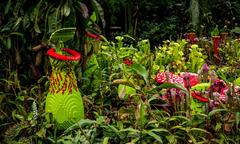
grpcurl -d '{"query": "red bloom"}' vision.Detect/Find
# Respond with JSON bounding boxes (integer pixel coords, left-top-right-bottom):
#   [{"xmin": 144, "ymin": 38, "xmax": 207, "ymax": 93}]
[
  {"xmin": 180, "ymin": 72, "xmax": 199, "ymax": 88},
  {"xmin": 155, "ymin": 72, "xmax": 184, "ymax": 84},
  {"xmin": 123, "ymin": 58, "xmax": 133, "ymax": 66},
  {"xmin": 191, "ymin": 91, "xmax": 209, "ymax": 102}
]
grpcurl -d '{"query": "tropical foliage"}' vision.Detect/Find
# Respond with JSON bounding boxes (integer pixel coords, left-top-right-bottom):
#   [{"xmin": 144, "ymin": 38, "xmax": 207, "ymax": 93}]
[{"xmin": 0, "ymin": 0, "xmax": 240, "ymax": 144}]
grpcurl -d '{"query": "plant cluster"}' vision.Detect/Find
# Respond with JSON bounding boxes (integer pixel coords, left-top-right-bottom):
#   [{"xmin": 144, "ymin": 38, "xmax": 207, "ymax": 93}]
[{"xmin": 1, "ymin": 0, "xmax": 240, "ymax": 143}]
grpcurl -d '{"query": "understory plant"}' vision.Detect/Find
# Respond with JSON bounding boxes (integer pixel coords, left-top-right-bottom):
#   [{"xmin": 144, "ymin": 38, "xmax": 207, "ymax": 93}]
[
  {"xmin": 1, "ymin": 35, "xmax": 239, "ymax": 143},
  {"xmin": 154, "ymin": 40, "xmax": 187, "ymax": 73}
]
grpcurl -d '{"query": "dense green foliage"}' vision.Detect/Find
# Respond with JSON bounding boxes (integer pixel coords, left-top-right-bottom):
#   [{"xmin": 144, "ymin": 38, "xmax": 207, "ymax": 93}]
[{"xmin": 0, "ymin": 0, "xmax": 240, "ymax": 143}]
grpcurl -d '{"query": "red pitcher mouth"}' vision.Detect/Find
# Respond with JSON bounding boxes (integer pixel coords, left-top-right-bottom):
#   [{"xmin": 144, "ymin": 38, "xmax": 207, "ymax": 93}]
[
  {"xmin": 47, "ymin": 48, "xmax": 81, "ymax": 61},
  {"xmin": 191, "ymin": 91, "xmax": 209, "ymax": 102},
  {"xmin": 85, "ymin": 31, "xmax": 101, "ymax": 41}
]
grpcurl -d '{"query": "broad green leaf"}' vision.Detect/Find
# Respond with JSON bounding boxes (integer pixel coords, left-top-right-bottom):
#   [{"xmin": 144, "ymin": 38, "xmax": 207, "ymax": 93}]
[
  {"xmin": 147, "ymin": 96, "xmax": 158, "ymax": 103},
  {"xmin": 231, "ymin": 27, "xmax": 240, "ymax": 34},
  {"xmin": 49, "ymin": 27, "xmax": 76, "ymax": 43},
  {"xmin": 151, "ymin": 128, "xmax": 170, "ymax": 134},
  {"xmin": 208, "ymin": 109, "xmax": 228, "ymax": 117},
  {"xmin": 62, "ymin": 2, "xmax": 71, "ymax": 17},
  {"xmin": 90, "ymin": 12, "xmax": 97, "ymax": 22},
  {"xmin": 119, "ymin": 47, "xmax": 138, "ymax": 52},
  {"xmin": 48, "ymin": 9, "xmax": 58, "ymax": 33},
  {"xmin": 118, "ymin": 84, "xmax": 136, "ymax": 100},
  {"xmin": 96, "ymin": 116, "xmax": 106, "ymax": 124},
  {"xmin": 36, "ymin": 128, "xmax": 46, "ymax": 138},
  {"xmin": 6, "ymin": 37, "xmax": 11, "ymax": 49},
  {"xmin": 4, "ymin": 0, "xmax": 11, "ymax": 14},
  {"xmin": 234, "ymin": 77, "xmax": 240, "ymax": 86},
  {"xmin": 215, "ymin": 122, "xmax": 222, "ymax": 131},
  {"xmin": 192, "ymin": 113, "xmax": 208, "ymax": 118},
  {"xmin": 190, "ymin": 128, "xmax": 212, "ymax": 136},
  {"xmin": 188, "ymin": 134, "xmax": 197, "ymax": 144},
  {"xmin": 171, "ymin": 125, "xmax": 189, "ymax": 132},
  {"xmin": 135, "ymin": 101, "xmax": 146, "ymax": 128},
  {"xmin": 128, "ymin": 137, "xmax": 140, "ymax": 144},
  {"xmin": 83, "ymin": 54, "xmax": 99, "ymax": 77},
  {"xmin": 34, "ymin": 0, "xmax": 42, "ymax": 33},
  {"xmin": 140, "ymin": 101, "xmax": 146, "ymax": 127},
  {"xmin": 104, "ymin": 125, "xmax": 119, "ymax": 134},
  {"xmin": 191, "ymin": 83, "xmax": 210, "ymax": 92},
  {"xmin": 15, "ymin": 114, "xmax": 24, "ymax": 121},
  {"xmin": 172, "ymin": 116, "xmax": 191, "ymax": 123},
  {"xmin": 154, "ymin": 82, "xmax": 189, "ymax": 95},
  {"xmin": 123, "ymin": 35, "xmax": 136, "ymax": 41},
  {"xmin": 62, "ymin": 119, "xmax": 96, "ymax": 135},
  {"xmin": 118, "ymin": 84, "xmax": 126, "ymax": 99},
  {"xmin": 13, "ymin": 17, "xmax": 22, "ymax": 30},
  {"xmin": 112, "ymin": 79, "xmax": 135, "ymax": 88},
  {"xmin": 10, "ymin": 32, "xmax": 24, "ymax": 40},
  {"xmin": 103, "ymin": 137, "xmax": 109, "ymax": 144},
  {"xmin": 91, "ymin": 0, "xmax": 106, "ymax": 28},
  {"xmin": 119, "ymin": 128, "xmax": 140, "ymax": 133},
  {"xmin": 131, "ymin": 63, "xmax": 149, "ymax": 84},
  {"xmin": 166, "ymin": 135, "xmax": 177, "ymax": 144},
  {"xmin": 143, "ymin": 130, "xmax": 163, "ymax": 143}
]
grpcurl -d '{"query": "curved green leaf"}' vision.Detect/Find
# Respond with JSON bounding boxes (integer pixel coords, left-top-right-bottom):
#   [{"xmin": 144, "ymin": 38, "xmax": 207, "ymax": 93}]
[
  {"xmin": 131, "ymin": 63, "xmax": 149, "ymax": 84},
  {"xmin": 91, "ymin": 0, "xmax": 106, "ymax": 28},
  {"xmin": 172, "ymin": 116, "xmax": 191, "ymax": 123},
  {"xmin": 62, "ymin": 119, "xmax": 96, "ymax": 136},
  {"xmin": 34, "ymin": 0, "xmax": 43, "ymax": 33},
  {"xmin": 208, "ymin": 109, "xmax": 228, "ymax": 117},
  {"xmin": 154, "ymin": 82, "xmax": 189, "ymax": 95},
  {"xmin": 143, "ymin": 130, "xmax": 163, "ymax": 143},
  {"xmin": 234, "ymin": 77, "xmax": 240, "ymax": 86},
  {"xmin": 151, "ymin": 128, "xmax": 170, "ymax": 134},
  {"xmin": 49, "ymin": 27, "xmax": 76, "ymax": 43},
  {"xmin": 190, "ymin": 128, "xmax": 212, "ymax": 136},
  {"xmin": 4, "ymin": 0, "xmax": 11, "ymax": 14},
  {"xmin": 119, "ymin": 128, "xmax": 140, "ymax": 133}
]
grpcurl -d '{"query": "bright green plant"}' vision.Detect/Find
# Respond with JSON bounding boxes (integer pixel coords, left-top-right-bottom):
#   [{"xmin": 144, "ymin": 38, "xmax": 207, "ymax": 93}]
[
  {"xmin": 187, "ymin": 44, "xmax": 207, "ymax": 73},
  {"xmin": 221, "ymin": 39, "xmax": 240, "ymax": 65},
  {"xmin": 154, "ymin": 40, "xmax": 187, "ymax": 73}
]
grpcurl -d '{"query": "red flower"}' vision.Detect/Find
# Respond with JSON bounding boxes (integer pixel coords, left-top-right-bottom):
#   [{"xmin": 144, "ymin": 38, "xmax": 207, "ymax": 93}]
[
  {"xmin": 155, "ymin": 72, "xmax": 184, "ymax": 84},
  {"xmin": 123, "ymin": 58, "xmax": 133, "ymax": 66},
  {"xmin": 180, "ymin": 72, "xmax": 199, "ymax": 88},
  {"xmin": 191, "ymin": 91, "xmax": 209, "ymax": 102}
]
